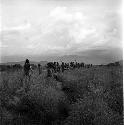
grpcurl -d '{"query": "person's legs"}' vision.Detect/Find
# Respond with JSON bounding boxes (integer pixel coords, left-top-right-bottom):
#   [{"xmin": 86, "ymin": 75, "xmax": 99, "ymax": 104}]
[
  {"xmin": 24, "ymin": 75, "xmax": 30, "ymax": 92},
  {"xmin": 23, "ymin": 71, "xmax": 30, "ymax": 92}
]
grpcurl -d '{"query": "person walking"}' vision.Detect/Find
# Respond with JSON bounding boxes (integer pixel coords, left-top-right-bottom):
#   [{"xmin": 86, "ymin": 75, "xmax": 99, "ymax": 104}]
[
  {"xmin": 38, "ymin": 64, "xmax": 41, "ymax": 75},
  {"xmin": 23, "ymin": 59, "xmax": 31, "ymax": 92}
]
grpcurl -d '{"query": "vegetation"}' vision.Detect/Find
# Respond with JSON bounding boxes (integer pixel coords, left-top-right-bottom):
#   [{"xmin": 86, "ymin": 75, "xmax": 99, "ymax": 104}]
[{"xmin": 0, "ymin": 64, "xmax": 123, "ymax": 125}]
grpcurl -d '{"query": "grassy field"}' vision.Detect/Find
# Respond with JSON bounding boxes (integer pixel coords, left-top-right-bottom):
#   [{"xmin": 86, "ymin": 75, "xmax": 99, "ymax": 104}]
[{"xmin": 0, "ymin": 65, "xmax": 123, "ymax": 125}]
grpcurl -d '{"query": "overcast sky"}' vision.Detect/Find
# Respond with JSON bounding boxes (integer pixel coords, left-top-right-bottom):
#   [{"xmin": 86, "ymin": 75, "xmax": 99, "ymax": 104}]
[{"xmin": 0, "ymin": 0, "xmax": 122, "ymax": 62}]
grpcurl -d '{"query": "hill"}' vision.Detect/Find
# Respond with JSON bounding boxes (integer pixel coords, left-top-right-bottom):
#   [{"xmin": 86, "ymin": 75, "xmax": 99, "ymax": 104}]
[{"xmin": 0, "ymin": 61, "xmax": 48, "ymax": 66}]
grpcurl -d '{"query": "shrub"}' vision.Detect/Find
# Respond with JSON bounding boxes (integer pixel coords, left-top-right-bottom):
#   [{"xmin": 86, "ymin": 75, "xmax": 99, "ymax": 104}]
[
  {"xmin": 29, "ymin": 85, "xmax": 69, "ymax": 120},
  {"xmin": 104, "ymin": 86, "xmax": 123, "ymax": 115},
  {"xmin": 63, "ymin": 90, "xmax": 123, "ymax": 125},
  {"xmin": 63, "ymin": 94, "xmax": 95, "ymax": 125},
  {"xmin": 9, "ymin": 84, "xmax": 70, "ymax": 124}
]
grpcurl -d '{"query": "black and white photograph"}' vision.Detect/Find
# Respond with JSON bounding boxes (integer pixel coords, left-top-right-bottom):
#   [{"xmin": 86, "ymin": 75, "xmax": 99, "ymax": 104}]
[{"xmin": 0, "ymin": 0, "xmax": 123, "ymax": 125}]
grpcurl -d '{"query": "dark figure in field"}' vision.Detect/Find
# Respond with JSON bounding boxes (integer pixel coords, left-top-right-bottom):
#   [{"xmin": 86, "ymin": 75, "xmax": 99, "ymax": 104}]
[
  {"xmin": 70, "ymin": 62, "xmax": 74, "ymax": 69},
  {"xmin": 67, "ymin": 62, "xmax": 69, "ymax": 69},
  {"xmin": 56, "ymin": 62, "xmax": 61, "ymax": 72},
  {"xmin": 38, "ymin": 64, "xmax": 41, "ymax": 75},
  {"xmin": 47, "ymin": 62, "xmax": 54, "ymax": 70},
  {"xmin": 46, "ymin": 62, "xmax": 54, "ymax": 77},
  {"xmin": 47, "ymin": 68, "xmax": 52, "ymax": 77},
  {"xmin": 80, "ymin": 62, "xmax": 84, "ymax": 67},
  {"xmin": 53, "ymin": 62, "xmax": 57, "ymax": 73},
  {"xmin": 61, "ymin": 62, "xmax": 65, "ymax": 72},
  {"xmin": 23, "ymin": 59, "xmax": 31, "ymax": 91},
  {"xmin": 24, "ymin": 59, "xmax": 31, "ymax": 77}
]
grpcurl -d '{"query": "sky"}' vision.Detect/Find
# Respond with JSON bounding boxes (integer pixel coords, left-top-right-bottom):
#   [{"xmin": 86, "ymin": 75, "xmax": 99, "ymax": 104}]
[{"xmin": 0, "ymin": 0, "xmax": 123, "ymax": 63}]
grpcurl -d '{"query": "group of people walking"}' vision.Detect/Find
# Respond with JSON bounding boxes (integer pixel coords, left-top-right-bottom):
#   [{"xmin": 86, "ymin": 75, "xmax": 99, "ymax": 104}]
[
  {"xmin": 22, "ymin": 59, "xmax": 93, "ymax": 91},
  {"xmin": 23, "ymin": 59, "xmax": 93, "ymax": 78},
  {"xmin": 23, "ymin": 59, "xmax": 42, "ymax": 78}
]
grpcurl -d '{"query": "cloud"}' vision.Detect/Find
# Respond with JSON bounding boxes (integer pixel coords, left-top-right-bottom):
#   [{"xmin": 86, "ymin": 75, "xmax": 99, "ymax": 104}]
[
  {"xmin": 41, "ymin": 6, "xmax": 97, "ymax": 48},
  {"xmin": 1, "ymin": 5, "xmax": 122, "ymax": 56},
  {"xmin": 50, "ymin": 6, "xmax": 85, "ymax": 22},
  {"xmin": 41, "ymin": 6, "xmax": 121, "ymax": 52},
  {"xmin": 2, "ymin": 21, "xmax": 31, "ymax": 32}
]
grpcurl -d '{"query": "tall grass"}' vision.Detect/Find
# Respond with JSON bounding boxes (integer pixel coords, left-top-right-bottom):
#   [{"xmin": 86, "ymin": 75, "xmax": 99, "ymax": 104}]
[{"xmin": 0, "ymin": 66, "xmax": 123, "ymax": 125}]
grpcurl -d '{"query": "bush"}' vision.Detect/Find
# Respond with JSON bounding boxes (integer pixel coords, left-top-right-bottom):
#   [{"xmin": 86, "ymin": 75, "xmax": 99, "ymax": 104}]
[
  {"xmin": 63, "ymin": 94, "xmax": 95, "ymax": 125},
  {"xmin": 104, "ymin": 86, "xmax": 123, "ymax": 115},
  {"xmin": 63, "ymin": 90, "xmax": 123, "ymax": 125},
  {"xmin": 9, "ymin": 84, "xmax": 70, "ymax": 124},
  {"xmin": 29, "ymin": 85, "xmax": 69, "ymax": 119}
]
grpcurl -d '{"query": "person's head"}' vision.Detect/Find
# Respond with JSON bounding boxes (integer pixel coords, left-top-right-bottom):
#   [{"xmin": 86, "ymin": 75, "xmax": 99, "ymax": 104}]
[
  {"xmin": 25, "ymin": 59, "xmax": 29, "ymax": 64},
  {"xmin": 38, "ymin": 64, "xmax": 41, "ymax": 67}
]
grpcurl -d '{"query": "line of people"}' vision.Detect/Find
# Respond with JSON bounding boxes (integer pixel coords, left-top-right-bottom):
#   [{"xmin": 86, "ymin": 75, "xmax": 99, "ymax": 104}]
[
  {"xmin": 23, "ymin": 59, "xmax": 93, "ymax": 79},
  {"xmin": 22, "ymin": 59, "xmax": 93, "ymax": 92},
  {"xmin": 46, "ymin": 61, "xmax": 92, "ymax": 77}
]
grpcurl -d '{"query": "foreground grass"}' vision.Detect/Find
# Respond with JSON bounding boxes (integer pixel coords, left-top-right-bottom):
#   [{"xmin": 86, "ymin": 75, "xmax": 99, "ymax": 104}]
[{"xmin": 0, "ymin": 66, "xmax": 123, "ymax": 125}]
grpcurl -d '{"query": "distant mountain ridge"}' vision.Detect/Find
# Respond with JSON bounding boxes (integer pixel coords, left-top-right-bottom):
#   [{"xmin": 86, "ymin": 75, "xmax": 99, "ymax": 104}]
[
  {"xmin": 0, "ymin": 56, "xmax": 122, "ymax": 66},
  {"xmin": 1, "ymin": 46, "xmax": 122, "ymax": 65},
  {"xmin": 0, "ymin": 61, "xmax": 48, "ymax": 66}
]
